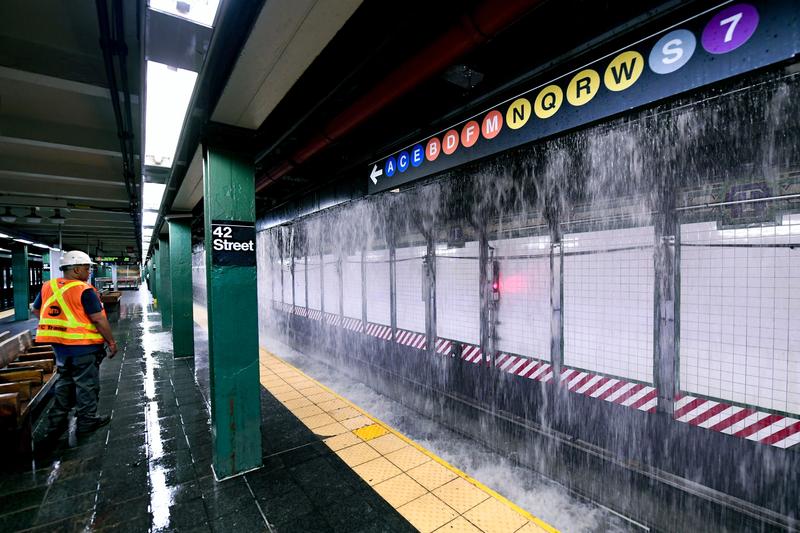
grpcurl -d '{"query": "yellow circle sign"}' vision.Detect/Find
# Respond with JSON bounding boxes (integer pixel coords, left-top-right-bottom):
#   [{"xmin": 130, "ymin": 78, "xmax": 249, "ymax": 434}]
[
  {"xmin": 506, "ymin": 98, "xmax": 531, "ymax": 130},
  {"xmin": 534, "ymin": 84, "xmax": 563, "ymax": 119},
  {"xmin": 566, "ymin": 69, "xmax": 600, "ymax": 106},
  {"xmin": 604, "ymin": 50, "xmax": 644, "ymax": 91}
]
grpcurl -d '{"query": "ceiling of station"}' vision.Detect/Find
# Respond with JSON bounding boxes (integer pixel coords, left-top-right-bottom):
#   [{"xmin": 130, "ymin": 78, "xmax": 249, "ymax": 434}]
[{"xmin": 0, "ymin": 0, "xmax": 140, "ymax": 255}]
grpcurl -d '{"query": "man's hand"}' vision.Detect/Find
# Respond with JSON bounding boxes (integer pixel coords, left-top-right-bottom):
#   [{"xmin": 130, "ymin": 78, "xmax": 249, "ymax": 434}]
[{"xmin": 89, "ymin": 311, "xmax": 118, "ymax": 359}]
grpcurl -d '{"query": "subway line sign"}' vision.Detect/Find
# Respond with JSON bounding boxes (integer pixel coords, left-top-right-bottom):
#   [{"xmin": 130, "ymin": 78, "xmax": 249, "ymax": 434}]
[{"xmin": 367, "ymin": 0, "xmax": 799, "ymax": 193}]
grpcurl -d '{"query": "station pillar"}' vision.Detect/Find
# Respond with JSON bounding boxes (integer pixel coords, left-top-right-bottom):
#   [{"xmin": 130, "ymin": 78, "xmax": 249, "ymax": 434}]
[
  {"xmin": 159, "ymin": 236, "xmax": 172, "ymax": 328},
  {"xmin": 203, "ymin": 144, "xmax": 261, "ymax": 479},
  {"xmin": 12, "ymin": 245, "xmax": 30, "ymax": 321},
  {"xmin": 168, "ymin": 218, "xmax": 194, "ymax": 358},
  {"xmin": 153, "ymin": 249, "xmax": 160, "ymax": 301}
]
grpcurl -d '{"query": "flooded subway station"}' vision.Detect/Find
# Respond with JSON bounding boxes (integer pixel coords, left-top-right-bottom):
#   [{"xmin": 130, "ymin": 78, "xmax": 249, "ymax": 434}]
[{"xmin": 0, "ymin": 0, "xmax": 798, "ymax": 531}]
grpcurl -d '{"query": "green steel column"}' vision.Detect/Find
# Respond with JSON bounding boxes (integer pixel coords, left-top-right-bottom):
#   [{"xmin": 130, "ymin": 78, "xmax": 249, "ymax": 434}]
[
  {"xmin": 169, "ymin": 218, "xmax": 194, "ymax": 357},
  {"xmin": 159, "ymin": 237, "xmax": 172, "ymax": 328},
  {"xmin": 153, "ymin": 249, "xmax": 160, "ymax": 301},
  {"xmin": 203, "ymin": 144, "xmax": 261, "ymax": 479},
  {"xmin": 12, "ymin": 245, "xmax": 30, "ymax": 321}
]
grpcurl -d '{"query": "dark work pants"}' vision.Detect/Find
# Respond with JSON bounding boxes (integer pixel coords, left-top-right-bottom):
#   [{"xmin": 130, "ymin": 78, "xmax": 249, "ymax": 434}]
[{"xmin": 46, "ymin": 350, "xmax": 105, "ymax": 433}]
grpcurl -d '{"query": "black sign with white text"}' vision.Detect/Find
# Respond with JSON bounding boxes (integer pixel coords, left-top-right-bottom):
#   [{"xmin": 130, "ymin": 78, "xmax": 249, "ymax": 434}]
[{"xmin": 211, "ymin": 220, "xmax": 256, "ymax": 267}]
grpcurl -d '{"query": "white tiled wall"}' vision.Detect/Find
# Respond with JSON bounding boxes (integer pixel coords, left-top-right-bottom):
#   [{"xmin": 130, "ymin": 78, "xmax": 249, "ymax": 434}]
[
  {"xmin": 563, "ymin": 226, "xmax": 655, "ymax": 383},
  {"xmin": 342, "ymin": 254, "xmax": 362, "ymax": 319},
  {"xmin": 436, "ymin": 241, "xmax": 480, "ymax": 346},
  {"xmin": 680, "ymin": 217, "xmax": 800, "ymax": 415},
  {"xmin": 282, "ymin": 261, "xmax": 292, "ymax": 304},
  {"xmin": 307, "ymin": 254, "xmax": 322, "ymax": 310},
  {"xmin": 491, "ymin": 235, "xmax": 551, "ymax": 360},
  {"xmin": 396, "ymin": 246, "xmax": 426, "ymax": 333},
  {"xmin": 322, "ymin": 254, "xmax": 340, "ymax": 315},
  {"xmin": 293, "ymin": 258, "xmax": 307, "ymax": 307},
  {"xmin": 365, "ymin": 249, "xmax": 391, "ymax": 325}
]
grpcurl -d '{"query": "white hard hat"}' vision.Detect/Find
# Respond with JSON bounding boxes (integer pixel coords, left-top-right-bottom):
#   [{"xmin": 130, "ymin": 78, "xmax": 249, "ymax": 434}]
[{"xmin": 60, "ymin": 250, "xmax": 95, "ymax": 268}]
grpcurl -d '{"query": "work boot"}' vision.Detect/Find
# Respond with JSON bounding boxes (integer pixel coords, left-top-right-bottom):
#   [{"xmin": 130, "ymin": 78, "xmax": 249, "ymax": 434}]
[{"xmin": 76, "ymin": 415, "xmax": 111, "ymax": 435}]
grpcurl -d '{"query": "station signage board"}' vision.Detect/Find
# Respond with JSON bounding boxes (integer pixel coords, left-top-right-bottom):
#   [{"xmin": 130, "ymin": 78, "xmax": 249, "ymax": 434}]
[
  {"xmin": 211, "ymin": 220, "xmax": 256, "ymax": 267},
  {"xmin": 367, "ymin": 0, "xmax": 800, "ymax": 193}
]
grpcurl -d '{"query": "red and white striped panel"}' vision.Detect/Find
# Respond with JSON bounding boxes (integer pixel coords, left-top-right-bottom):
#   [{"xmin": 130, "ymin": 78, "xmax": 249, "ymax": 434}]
[
  {"xmin": 560, "ymin": 368, "xmax": 658, "ymax": 413},
  {"xmin": 365, "ymin": 323, "xmax": 393, "ymax": 340},
  {"xmin": 434, "ymin": 338, "xmax": 452, "ymax": 356},
  {"xmin": 460, "ymin": 344, "xmax": 483, "ymax": 364},
  {"xmin": 307, "ymin": 309, "xmax": 323, "ymax": 321},
  {"xmin": 342, "ymin": 317, "xmax": 364, "ymax": 332},
  {"xmin": 495, "ymin": 353, "xmax": 554, "ymax": 382},
  {"xmin": 294, "ymin": 306, "xmax": 308, "ymax": 317},
  {"xmin": 324, "ymin": 313, "xmax": 342, "ymax": 326},
  {"xmin": 674, "ymin": 394, "xmax": 800, "ymax": 449},
  {"xmin": 394, "ymin": 330, "xmax": 427, "ymax": 350}
]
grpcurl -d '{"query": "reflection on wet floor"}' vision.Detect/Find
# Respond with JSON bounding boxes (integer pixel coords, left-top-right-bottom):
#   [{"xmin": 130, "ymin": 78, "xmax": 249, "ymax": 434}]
[{"xmin": 0, "ymin": 289, "xmax": 417, "ymax": 532}]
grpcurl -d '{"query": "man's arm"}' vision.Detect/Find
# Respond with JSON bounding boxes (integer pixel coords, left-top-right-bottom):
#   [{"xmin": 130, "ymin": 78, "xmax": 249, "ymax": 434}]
[
  {"xmin": 30, "ymin": 292, "xmax": 41, "ymax": 315},
  {"xmin": 88, "ymin": 311, "xmax": 117, "ymax": 357}
]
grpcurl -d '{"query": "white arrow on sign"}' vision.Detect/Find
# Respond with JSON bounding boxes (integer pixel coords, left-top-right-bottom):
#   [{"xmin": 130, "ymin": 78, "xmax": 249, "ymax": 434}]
[{"xmin": 369, "ymin": 164, "xmax": 383, "ymax": 184}]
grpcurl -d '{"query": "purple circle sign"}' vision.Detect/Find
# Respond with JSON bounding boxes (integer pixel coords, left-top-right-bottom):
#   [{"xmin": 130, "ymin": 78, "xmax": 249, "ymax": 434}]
[{"xmin": 702, "ymin": 3, "xmax": 759, "ymax": 54}]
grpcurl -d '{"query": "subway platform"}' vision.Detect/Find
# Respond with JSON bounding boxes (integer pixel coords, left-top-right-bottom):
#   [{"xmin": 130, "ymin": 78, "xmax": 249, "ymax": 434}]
[{"xmin": 0, "ymin": 289, "xmax": 555, "ymax": 532}]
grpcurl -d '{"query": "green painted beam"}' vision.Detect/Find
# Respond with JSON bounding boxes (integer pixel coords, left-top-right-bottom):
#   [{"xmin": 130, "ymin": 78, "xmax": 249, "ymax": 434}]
[
  {"xmin": 12, "ymin": 245, "xmax": 30, "ymax": 321},
  {"xmin": 203, "ymin": 145, "xmax": 261, "ymax": 479},
  {"xmin": 159, "ymin": 237, "xmax": 172, "ymax": 328},
  {"xmin": 169, "ymin": 219, "xmax": 194, "ymax": 357}
]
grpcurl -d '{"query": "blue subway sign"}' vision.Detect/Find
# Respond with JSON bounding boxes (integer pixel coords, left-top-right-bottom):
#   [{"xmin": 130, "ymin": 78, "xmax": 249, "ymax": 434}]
[{"xmin": 367, "ymin": 0, "xmax": 800, "ymax": 193}]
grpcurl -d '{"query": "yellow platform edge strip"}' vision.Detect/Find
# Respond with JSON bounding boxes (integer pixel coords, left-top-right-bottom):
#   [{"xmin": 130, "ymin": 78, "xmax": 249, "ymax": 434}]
[{"xmin": 259, "ymin": 347, "xmax": 559, "ymax": 533}]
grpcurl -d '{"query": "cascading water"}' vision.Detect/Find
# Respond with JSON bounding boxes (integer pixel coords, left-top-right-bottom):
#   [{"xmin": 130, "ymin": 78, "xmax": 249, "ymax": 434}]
[{"xmin": 194, "ymin": 66, "xmax": 800, "ymax": 532}]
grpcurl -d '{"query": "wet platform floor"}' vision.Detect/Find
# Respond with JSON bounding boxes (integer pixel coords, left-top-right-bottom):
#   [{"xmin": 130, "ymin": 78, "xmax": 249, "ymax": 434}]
[{"xmin": 0, "ymin": 290, "xmax": 555, "ymax": 532}]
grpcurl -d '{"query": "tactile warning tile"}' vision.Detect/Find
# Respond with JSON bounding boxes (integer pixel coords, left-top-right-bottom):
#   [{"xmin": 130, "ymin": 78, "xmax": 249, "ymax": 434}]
[
  {"xmin": 316, "ymin": 398, "xmax": 348, "ymax": 411},
  {"xmin": 385, "ymin": 446, "xmax": 431, "ymax": 471},
  {"xmin": 352, "ymin": 457, "xmax": 402, "ymax": 485},
  {"xmin": 282, "ymin": 397, "xmax": 313, "ymax": 410},
  {"xmin": 313, "ymin": 421, "xmax": 349, "ymax": 437},
  {"xmin": 373, "ymin": 473, "xmax": 428, "ymax": 508},
  {"xmin": 300, "ymin": 412, "xmax": 337, "ymax": 429},
  {"xmin": 433, "ymin": 477, "xmax": 490, "ymax": 514},
  {"xmin": 341, "ymin": 415, "xmax": 374, "ymax": 430},
  {"xmin": 462, "ymin": 498, "xmax": 528, "ymax": 533},
  {"xmin": 367, "ymin": 433, "xmax": 407, "ymax": 455},
  {"xmin": 398, "ymin": 492, "xmax": 458, "ymax": 533},
  {"xmin": 353, "ymin": 423, "xmax": 389, "ymax": 441},
  {"xmin": 433, "ymin": 516, "xmax": 483, "ymax": 533},
  {"xmin": 515, "ymin": 521, "xmax": 550, "ymax": 532},
  {"xmin": 257, "ymin": 349, "xmax": 558, "ymax": 533},
  {"xmin": 336, "ymin": 442, "xmax": 380, "ymax": 467},
  {"xmin": 291, "ymin": 404, "xmax": 324, "ymax": 418},
  {"xmin": 329, "ymin": 406, "xmax": 362, "ymax": 421},
  {"xmin": 324, "ymin": 432, "xmax": 362, "ymax": 451},
  {"xmin": 407, "ymin": 460, "xmax": 459, "ymax": 491}
]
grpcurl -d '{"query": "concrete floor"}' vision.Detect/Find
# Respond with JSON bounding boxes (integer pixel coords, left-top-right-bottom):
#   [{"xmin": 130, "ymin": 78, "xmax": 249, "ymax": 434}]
[{"xmin": 0, "ymin": 289, "xmax": 414, "ymax": 532}]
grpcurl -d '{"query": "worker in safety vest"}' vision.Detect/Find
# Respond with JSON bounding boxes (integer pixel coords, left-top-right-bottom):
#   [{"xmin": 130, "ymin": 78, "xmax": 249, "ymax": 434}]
[{"xmin": 32, "ymin": 250, "xmax": 118, "ymax": 440}]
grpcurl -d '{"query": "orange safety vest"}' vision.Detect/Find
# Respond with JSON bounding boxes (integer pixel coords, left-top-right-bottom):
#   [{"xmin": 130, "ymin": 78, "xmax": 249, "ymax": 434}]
[{"xmin": 35, "ymin": 278, "xmax": 106, "ymax": 345}]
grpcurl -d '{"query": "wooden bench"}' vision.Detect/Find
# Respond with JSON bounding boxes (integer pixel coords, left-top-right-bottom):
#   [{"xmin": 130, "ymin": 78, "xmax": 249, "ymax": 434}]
[
  {"xmin": 100, "ymin": 290, "xmax": 122, "ymax": 321},
  {"xmin": 0, "ymin": 331, "xmax": 57, "ymax": 456}
]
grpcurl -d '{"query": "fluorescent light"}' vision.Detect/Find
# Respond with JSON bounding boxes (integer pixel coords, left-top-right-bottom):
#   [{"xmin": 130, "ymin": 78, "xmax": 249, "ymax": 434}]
[
  {"xmin": 0, "ymin": 232, "xmax": 9, "ymax": 239},
  {"xmin": 0, "ymin": 248, "xmax": 10, "ymax": 253},
  {"xmin": 32, "ymin": 243, "xmax": 50, "ymax": 249},
  {"xmin": 149, "ymin": 0, "xmax": 221, "ymax": 27},
  {"xmin": 144, "ymin": 61, "xmax": 198, "ymax": 168},
  {"xmin": 143, "ymin": 183, "xmax": 166, "ymax": 211},
  {"xmin": 14, "ymin": 238, "xmax": 34, "ymax": 245},
  {"xmin": 50, "ymin": 247, "xmax": 61, "ymax": 252}
]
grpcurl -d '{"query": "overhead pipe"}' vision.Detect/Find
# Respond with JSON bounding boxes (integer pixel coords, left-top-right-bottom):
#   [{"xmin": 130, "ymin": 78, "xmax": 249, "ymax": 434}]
[
  {"xmin": 255, "ymin": 0, "xmax": 546, "ymax": 192},
  {"xmin": 96, "ymin": 0, "xmax": 142, "ymax": 257}
]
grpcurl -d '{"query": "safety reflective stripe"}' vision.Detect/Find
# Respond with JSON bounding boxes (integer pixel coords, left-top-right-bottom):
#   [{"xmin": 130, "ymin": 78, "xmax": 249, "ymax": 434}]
[
  {"xmin": 41, "ymin": 280, "xmax": 85, "ymax": 328},
  {"xmin": 38, "ymin": 317, "xmax": 99, "ymax": 331},
  {"xmin": 36, "ymin": 330, "xmax": 104, "ymax": 340}
]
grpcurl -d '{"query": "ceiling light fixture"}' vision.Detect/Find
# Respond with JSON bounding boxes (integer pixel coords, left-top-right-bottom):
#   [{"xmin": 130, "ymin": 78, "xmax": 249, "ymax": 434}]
[
  {"xmin": 14, "ymin": 238, "xmax": 34, "ymax": 245},
  {"xmin": 0, "ymin": 207, "xmax": 16, "ymax": 223},
  {"xmin": 26, "ymin": 208, "xmax": 42, "ymax": 224},
  {"xmin": 49, "ymin": 209, "xmax": 67, "ymax": 224}
]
